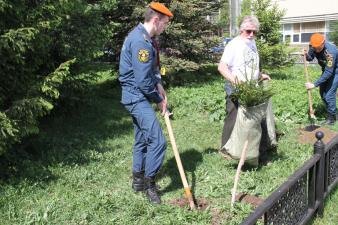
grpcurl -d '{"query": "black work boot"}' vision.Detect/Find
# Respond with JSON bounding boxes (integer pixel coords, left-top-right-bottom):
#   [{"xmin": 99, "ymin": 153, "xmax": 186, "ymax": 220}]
[
  {"xmin": 144, "ymin": 176, "xmax": 161, "ymax": 204},
  {"xmin": 132, "ymin": 171, "xmax": 144, "ymax": 192},
  {"xmin": 324, "ymin": 114, "xmax": 336, "ymax": 125}
]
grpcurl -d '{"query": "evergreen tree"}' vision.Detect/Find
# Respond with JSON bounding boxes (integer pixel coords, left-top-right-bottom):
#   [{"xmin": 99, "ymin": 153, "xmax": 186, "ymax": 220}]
[
  {"xmin": 329, "ymin": 21, "xmax": 338, "ymax": 45},
  {"xmin": 0, "ymin": 0, "xmax": 108, "ymax": 155},
  {"xmin": 103, "ymin": 0, "xmax": 221, "ymax": 71},
  {"xmin": 0, "ymin": 0, "xmax": 223, "ymax": 155}
]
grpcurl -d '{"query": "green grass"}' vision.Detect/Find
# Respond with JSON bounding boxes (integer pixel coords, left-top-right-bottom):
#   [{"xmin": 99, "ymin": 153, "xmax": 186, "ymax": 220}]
[{"xmin": 0, "ymin": 63, "xmax": 337, "ymax": 224}]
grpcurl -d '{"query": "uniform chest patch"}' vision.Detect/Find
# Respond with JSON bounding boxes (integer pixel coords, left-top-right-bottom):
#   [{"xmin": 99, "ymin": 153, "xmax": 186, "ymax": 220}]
[
  {"xmin": 324, "ymin": 50, "xmax": 333, "ymax": 68},
  {"xmin": 138, "ymin": 49, "xmax": 150, "ymax": 63}
]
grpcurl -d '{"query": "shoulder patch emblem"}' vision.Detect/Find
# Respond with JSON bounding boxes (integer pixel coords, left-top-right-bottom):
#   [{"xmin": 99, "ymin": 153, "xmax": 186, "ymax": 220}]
[
  {"xmin": 324, "ymin": 50, "xmax": 333, "ymax": 68},
  {"xmin": 138, "ymin": 49, "xmax": 150, "ymax": 63}
]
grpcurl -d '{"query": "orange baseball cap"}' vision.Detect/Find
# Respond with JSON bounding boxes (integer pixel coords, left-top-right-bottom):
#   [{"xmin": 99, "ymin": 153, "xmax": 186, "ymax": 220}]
[
  {"xmin": 310, "ymin": 33, "xmax": 325, "ymax": 47},
  {"xmin": 149, "ymin": 2, "xmax": 173, "ymax": 18}
]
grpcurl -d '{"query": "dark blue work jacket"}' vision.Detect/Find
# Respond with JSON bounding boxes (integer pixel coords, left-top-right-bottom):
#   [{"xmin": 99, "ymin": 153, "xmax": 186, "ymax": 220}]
[
  {"xmin": 119, "ymin": 23, "xmax": 162, "ymax": 105},
  {"xmin": 306, "ymin": 42, "xmax": 338, "ymax": 87}
]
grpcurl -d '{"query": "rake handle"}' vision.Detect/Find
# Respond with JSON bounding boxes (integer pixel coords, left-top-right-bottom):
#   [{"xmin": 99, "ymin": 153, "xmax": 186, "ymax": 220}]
[{"xmin": 164, "ymin": 113, "xmax": 196, "ymax": 210}]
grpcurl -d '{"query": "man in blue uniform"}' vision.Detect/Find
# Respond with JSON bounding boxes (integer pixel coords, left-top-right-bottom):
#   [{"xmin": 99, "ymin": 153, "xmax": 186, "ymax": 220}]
[
  {"xmin": 119, "ymin": 2, "xmax": 173, "ymax": 204},
  {"xmin": 305, "ymin": 33, "xmax": 338, "ymax": 125}
]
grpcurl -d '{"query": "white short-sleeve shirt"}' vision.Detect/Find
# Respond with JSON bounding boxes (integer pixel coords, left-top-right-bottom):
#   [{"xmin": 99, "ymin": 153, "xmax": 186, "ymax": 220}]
[{"xmin": 220, "ymin": 36, "xmax": 260, "ymax": 82}]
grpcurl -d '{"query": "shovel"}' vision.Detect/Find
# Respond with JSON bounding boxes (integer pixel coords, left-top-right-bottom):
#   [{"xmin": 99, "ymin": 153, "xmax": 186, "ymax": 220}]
[
  {"xmin": 164, "ymin": 112, "xmax": 196, "ymax": 210},
  {"xmin": 303, "ymin": 53, "xmax": 316, "ymax": 120}
]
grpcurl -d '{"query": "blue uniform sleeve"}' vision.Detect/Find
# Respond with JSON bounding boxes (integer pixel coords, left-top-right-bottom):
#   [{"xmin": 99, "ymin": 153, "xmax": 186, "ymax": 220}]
[
  {"xmin": 306, "ymin": 46, "xmax": 315, "ymax": 61},
  {"xmin": 314, "ymin": 47, "xmax": 337, "ymax": 87},
  {"xmin": 131, "ymin": 40, "xmax": 163, "ymax": 103}
]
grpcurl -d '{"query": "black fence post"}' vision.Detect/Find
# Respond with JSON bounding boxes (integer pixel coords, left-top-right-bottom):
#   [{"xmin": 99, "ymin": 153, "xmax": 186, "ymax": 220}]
[{"xmin": 314, "ymin": 131, "xmax": 325, "ymax": 216}]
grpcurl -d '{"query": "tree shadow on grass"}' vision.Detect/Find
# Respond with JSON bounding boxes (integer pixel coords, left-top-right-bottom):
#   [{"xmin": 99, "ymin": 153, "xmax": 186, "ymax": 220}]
[
  {"xmin": 162, "ymin": 64, "xmax": 222, "ymax": 89},
  {"xmin": 268, "ymin": 70, "xmax": 291, "ymax": 80},
  {"xmin": 234, "ymin": 150, "xmax": 288, "ymax": 172},
  {"xmin": 0, "ymin": 78, "xmax": 132, "ymax": 184},
  {"xmin": 313, "ymin": 103, "xmax": 327, "ymax": 120},
  {"xmin": 158, "ymin": 149, "xmax": 203, "ymax": 194}
]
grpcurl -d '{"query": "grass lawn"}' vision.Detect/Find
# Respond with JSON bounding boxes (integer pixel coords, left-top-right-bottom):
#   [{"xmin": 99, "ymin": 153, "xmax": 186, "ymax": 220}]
[{"xmin": 0, "ymin": 63, "xmax": 337, "ymax": 224}]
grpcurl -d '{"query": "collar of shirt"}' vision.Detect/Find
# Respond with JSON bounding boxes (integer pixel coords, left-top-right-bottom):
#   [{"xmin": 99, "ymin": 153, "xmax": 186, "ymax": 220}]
[{"xmin": 137, "ymin": 23, "xmax": 152, "ymax": 43}]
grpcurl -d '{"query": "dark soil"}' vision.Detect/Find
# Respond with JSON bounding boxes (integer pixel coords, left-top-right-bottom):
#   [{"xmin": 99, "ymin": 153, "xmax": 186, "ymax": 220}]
[
  {"xmin": 168, "ymin": 197, "xmax": 235, "ymax": 225},
  {"xmin": 234, "ymin": 193, "xmax": 264, "ymax": 208},
  {"xmin": 168, "ymin": 193, "xmax": 263, "ymax": 224},
  {"xmin": 168, "ymin": 197, "xmax": 209, "ymax": 211},
  {"xmin": 298, "ymin": 126, "xmax": 337, "ymax": 144}
]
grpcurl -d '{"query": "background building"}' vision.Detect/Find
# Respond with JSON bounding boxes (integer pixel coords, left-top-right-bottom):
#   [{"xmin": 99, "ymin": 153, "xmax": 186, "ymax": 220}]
[{"xmin": 274, "ymin": 0, "xmax": 338, "ymax": 46}]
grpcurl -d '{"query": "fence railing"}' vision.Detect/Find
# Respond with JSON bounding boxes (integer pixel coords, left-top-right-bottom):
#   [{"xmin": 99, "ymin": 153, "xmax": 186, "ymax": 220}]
[
  {"xmin": 241, "ymin": 131, "xmax": 338, "ymax": 225},
  {"xmin": 290, "ymin": 52, "xmax": 318, "ymax": 64}
]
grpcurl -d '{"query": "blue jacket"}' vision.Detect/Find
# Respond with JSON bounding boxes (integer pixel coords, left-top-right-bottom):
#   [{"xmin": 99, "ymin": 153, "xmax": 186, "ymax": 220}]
[
  {"xmin": 119, "ymin": 23, "xmax": 162, "ymax": 105},
  {"xmin": 306, "ymin": 42, "xmax": 338, "ymax": 87}
]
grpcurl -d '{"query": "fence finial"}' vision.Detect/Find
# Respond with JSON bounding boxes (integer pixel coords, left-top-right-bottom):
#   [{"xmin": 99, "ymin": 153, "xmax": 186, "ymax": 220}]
[{"xmin": 315, "ymin": 131, "xmax": 324, "ymax": 141}]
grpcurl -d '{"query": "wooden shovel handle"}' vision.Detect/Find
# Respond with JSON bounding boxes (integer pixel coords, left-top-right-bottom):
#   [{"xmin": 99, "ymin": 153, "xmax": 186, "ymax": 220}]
[
  {"xmin": 303, "ymin": 54, "xmax": 315, "ymax": 116},
  {"xmin": 164, "ymin": 113, "xmax": 196, "ymax": 210}
]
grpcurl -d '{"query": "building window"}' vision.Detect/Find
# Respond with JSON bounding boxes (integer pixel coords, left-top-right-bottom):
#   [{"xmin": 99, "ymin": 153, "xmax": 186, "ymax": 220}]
[
  {"xmin": 284, "ymin": 24, "xmax": 292, "ymax": 31},
  {"xmin": 301, "ymin": 33, "xmax": 312, "ymax": 42},
  {"xmin": 282, "ymin": 21, "xmax": 326, "ymax": 44},
  {"xmin": 293, "ymin": 24, "xmax": 300, "ymax": 33},
  {"xmin": 301, "ymin": 21, "xmax": 325, "ymax": 33}
]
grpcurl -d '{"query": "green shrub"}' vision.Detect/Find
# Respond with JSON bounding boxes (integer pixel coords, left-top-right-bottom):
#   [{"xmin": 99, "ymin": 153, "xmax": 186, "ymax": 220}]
[{"xmin": 230, "ymin": 80, "xmax": 273, "ymax": 107}]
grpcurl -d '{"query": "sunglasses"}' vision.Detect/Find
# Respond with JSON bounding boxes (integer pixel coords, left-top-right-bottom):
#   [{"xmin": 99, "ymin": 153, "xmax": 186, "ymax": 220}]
[{"xmin": 245, "ymin": 29, "xmax": 257, "ymax": 35}]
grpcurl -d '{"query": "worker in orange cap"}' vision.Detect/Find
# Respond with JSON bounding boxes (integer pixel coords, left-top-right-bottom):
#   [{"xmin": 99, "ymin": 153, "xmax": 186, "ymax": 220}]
[
  {"xmin": 304, "ymin": 33, "xmax": 338, "ymax": 125},
  {"xmin": 119, "ymin": 2, "xmax": 173, "ymax": 204}
]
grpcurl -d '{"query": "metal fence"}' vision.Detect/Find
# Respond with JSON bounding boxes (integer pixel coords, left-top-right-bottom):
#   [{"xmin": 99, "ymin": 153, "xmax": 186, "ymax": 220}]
[
  {"xmin": 241, "ymin": 131, "xmax": 338, "ymax": 225},
  {"xmin": 290, "ymin": 52, "xmax": 318, "ymax": 64}
]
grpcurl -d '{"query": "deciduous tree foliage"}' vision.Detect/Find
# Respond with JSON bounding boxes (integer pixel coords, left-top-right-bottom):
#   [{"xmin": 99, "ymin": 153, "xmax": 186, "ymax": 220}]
[
  {"xmin": 329, "ymin": 21, "xmax": 338, "ymax": 45},
  {"xmin": 240, "ymin": 0, "xmax": 294, "ymax": 72}
]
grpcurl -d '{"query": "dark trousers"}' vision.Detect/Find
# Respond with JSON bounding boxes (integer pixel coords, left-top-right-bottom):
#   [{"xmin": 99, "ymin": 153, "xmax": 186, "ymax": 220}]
[
  {"xmin": 319, "ymin": 75, "xmax": 338, "ymax": 116},
  {"xmin": 124, "ymin": 100, "xmax": 167, "ymax": 177},
  {"xmin": 221, "ymin": 97, "xmax": 238, "ymax": 148}
]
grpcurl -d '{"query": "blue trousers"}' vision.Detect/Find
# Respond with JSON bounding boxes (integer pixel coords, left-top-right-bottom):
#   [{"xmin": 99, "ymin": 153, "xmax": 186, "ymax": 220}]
[
  {"xmin": 319, "ymin": 74, "xmax": 338, "ymax": 116},
  {"xmin": 124, "ymin": 100, "xmax": 166, "ymax": 177}
]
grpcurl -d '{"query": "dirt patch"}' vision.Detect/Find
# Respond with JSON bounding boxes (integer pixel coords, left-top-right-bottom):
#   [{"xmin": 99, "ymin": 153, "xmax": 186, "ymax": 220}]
[
  {"xmin": 234, "ymin": 193, "xmax": 264, "ymax": 208},
  {"xmin": 168, "ymin": 197, "xmax": 230, "ymax": 224},
  {"xmin": 298, "ymin": 126, "xmax": 337, "ymax": 144},
  {"xmin": 169, "ymin": 194, "xmax": 263, "ymax": 224},
  {"xmin": 168, "ymin": 197, "xmax": 209, "ymax": 211}
]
